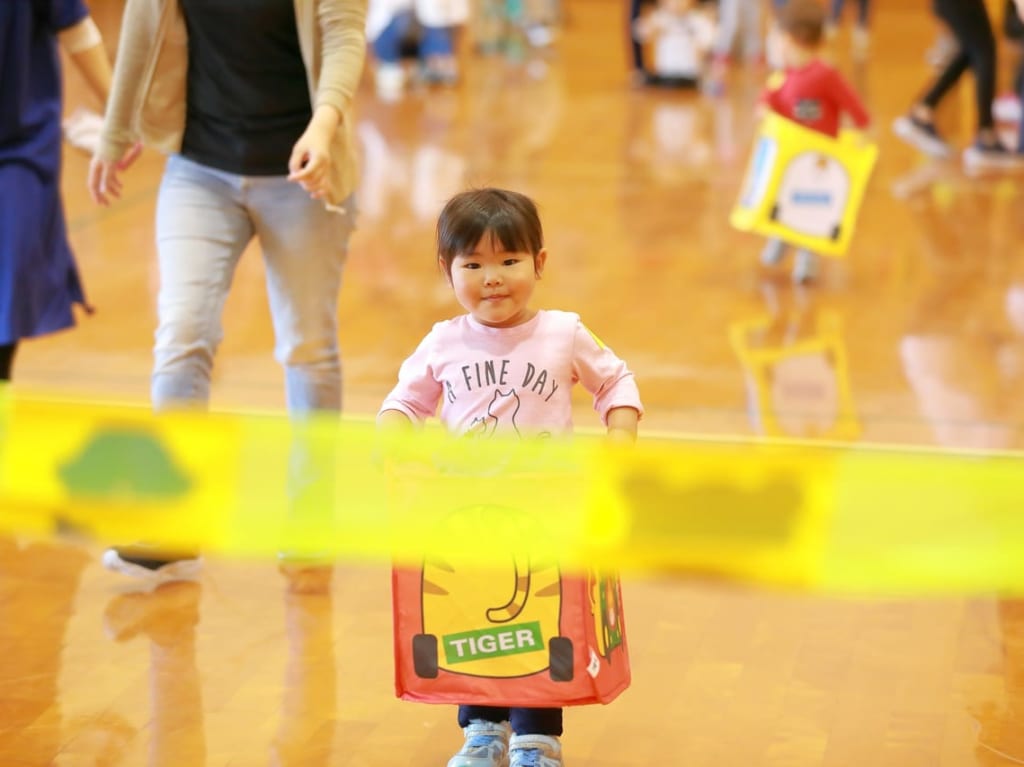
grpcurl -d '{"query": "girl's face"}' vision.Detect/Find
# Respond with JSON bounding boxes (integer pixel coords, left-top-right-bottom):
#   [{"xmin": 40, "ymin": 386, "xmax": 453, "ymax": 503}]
[{"xmin": 443, "ymin": 233, "xmax": 547, "ymax": 328}]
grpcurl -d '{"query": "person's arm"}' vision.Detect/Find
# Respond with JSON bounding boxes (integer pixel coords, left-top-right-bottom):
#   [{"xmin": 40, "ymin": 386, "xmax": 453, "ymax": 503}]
[
  {"xmin": 831, "ymin": 69, "xmax": 871, "ymax": 129},
  {"xmin": 377, "ymin": 408, "xmax": 415, "ymax": 430},
  {"xmin": 376, "ymin": 325, "xmax": 445, "ymax": 427},
  {"xmin": 288, "ymin": 0, "xmax": 368, "ymax": 199},
  {"xmin": 288, "ymin": 104, "xmax": 342, "ymax": 200},
  {"xmin": 88, "ymin": 0, "xmax": 153, "ymax": 205},
  {"xmin": 759, "ymin": 70, "xmax": 787, "ymax": 117},
  {"xmin": 58, "ymin": 16, "xmax": 111, "ymax": 105},
  {"xmin": 571, "ymin": 317, "xmax": 644, "ymax": 435},
  {"xmin": 606, "ymin": 406, "xmax": 640, "ymax": 443}
]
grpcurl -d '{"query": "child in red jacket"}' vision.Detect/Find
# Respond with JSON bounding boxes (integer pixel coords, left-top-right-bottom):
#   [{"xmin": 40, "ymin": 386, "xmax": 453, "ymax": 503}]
[{"xmin": 759, "ymin": 0, "xmax": 870, "ymax": 283}]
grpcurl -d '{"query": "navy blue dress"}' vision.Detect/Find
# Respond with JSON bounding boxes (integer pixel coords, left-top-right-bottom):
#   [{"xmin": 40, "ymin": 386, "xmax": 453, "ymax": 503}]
[{"xmin": 0, "ymin": 0, "xmax": 89, "ymax": 346}]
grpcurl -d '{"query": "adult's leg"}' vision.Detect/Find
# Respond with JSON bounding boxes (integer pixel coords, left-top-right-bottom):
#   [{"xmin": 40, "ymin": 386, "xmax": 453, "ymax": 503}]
[
  {"xmin": 103, "ymin": 158, "xmax": 249, "ymax": 582},
  {"xmin": 931, "ymin": 0, "xmax": 997, "ymax": 131},
  {"xmin": 251, "ymin": 182, "xmax": 355, "ymax": 414},
  {"xmin": 152, "ymin": 155, "xmax": 254, "ymax": 410},
  {"xmin": 919, "ymin": 48, "xmax": 971, "ymax": 111}
]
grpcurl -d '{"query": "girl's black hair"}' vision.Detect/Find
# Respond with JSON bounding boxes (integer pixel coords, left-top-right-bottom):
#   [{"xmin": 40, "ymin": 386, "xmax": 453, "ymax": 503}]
[{"xmin": 437, "ymin": 188, "xmax": 544, "ymax": 276}]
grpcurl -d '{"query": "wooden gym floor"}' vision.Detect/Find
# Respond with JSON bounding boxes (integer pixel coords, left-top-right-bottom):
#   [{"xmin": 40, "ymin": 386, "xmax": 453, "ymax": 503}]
[{"xmin": 2, "ymin": 0, "xmax": 1023, "ymax": 764}]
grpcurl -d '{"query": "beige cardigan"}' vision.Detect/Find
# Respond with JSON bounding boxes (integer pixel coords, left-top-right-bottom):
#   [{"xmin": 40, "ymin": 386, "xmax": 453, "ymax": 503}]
[{"xmin": 98, "ymin": 0, "xmax": 367, "ymax": 206}]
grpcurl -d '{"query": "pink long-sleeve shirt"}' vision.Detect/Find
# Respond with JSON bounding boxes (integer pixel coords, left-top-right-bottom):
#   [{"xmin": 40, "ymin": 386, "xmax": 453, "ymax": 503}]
[{"xmin": 379, "ymin": 309, "xmax": 643, "ymax": 437}]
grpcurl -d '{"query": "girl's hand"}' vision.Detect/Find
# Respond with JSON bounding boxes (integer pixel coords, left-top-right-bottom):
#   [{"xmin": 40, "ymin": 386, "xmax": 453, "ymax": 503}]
[
  {"xmin": 288, "ymin": 106, "xmax": 340, "ymax": 200},
  {"xmin": 87, "ymin": 141, "xmax": 142, "ymax": 206}
]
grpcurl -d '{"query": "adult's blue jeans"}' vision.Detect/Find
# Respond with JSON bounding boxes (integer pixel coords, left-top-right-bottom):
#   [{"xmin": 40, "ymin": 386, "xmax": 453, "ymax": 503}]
[{"xmin": 153, "ymin": 154, "xmax": 356, "ymax": 413}]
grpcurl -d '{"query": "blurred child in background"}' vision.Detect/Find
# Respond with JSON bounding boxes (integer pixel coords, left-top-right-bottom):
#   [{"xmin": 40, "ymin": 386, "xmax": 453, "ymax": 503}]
[
  {"xmin": 632, "ymin": 0, "xmax": 716, "ymax": 88},
  {"xmin": 758, "ymin": 0, "xmax": 870, "ymax": 283},
  {"xmin": 368, "ymin": 0, "xmax": 468, "ymax": 100}
]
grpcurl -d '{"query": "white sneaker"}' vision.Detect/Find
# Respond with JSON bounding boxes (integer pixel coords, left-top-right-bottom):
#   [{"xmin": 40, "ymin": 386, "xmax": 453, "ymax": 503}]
[
  {"xmin": 892, "ymin": 116, "xmax": 953, "ymax": 159},
  {"xmin": 993, "ymin": 93, "xmax": 1022, "ymax": 124},
  {"xmin": 962, "ymin": 143, "xmax": 1024, "ymax": 175},
  {"xmin": 448, "ymin": 721, "xmax": 511, "ymax": 767},
  {"xmin": 509, "ymin": 734, "xmax": 563, "ymax": 767},
  {"xmin": 374, "ymin": 63, "xmax": 406, "ymax": 102},
  {"xmin": 102, "ymin": 547, "xmax": 202, "ymax": 585}
]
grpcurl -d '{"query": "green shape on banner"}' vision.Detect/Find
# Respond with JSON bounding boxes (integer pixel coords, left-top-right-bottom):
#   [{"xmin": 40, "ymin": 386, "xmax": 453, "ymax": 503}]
[{"xmin": 58, "ymin": 427, "xmax": 192, "ymax": 501}]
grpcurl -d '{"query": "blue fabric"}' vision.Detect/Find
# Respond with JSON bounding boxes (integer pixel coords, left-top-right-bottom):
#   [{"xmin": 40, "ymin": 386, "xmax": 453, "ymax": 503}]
[
  {"xmin": 0, "ymin": 0, "xmax": 89, "ymax": 344},
  {"xmin": 372, "ymin": 10, "xmax": 415, "ymax": 63},
  {"xmin": 419, "ymin": 24, "xmax": 454, "ymax": 57}
]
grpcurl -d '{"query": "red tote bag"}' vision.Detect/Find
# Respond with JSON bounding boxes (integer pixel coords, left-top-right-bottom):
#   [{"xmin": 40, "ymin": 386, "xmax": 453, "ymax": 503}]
[{"xmin": 392, "ymin": 564, "xmax": 630, "ymax": 707}]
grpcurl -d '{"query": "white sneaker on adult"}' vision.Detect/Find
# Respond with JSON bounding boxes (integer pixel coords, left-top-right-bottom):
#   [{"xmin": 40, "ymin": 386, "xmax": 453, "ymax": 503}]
[
  {"xmin": 102, "ymin": 547, "xmax": 201, "ymax": 586},
  {"xmin": 962, "ymin": 142, "xmax": 1024, "ymax": 175},
  {"xmin": 993, "ymin": 93, "xmax": 1023, "ymax": 124},
  {"xmin": 892, "ymin": 116, "xmax": 953, "ymax": 159}
]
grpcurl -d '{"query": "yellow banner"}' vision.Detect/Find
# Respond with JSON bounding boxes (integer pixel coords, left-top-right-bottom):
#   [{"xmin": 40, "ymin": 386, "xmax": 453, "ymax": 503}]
[{"xmin": 1, "ymin": 390, "xmax": 1022, "ymax": 595}]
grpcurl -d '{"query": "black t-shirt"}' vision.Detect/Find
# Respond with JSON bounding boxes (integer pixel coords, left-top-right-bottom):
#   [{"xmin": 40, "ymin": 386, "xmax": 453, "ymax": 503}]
[{"xmin": 179, "ymin": 0, "xmax": 313, "ymax": 176}]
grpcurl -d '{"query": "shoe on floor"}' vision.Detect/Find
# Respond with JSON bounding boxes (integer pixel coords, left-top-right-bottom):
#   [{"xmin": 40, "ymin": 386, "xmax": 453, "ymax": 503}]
[
  {"xmin": 962, "ymin": 140, "xmax": 1024, "ymax": 174},
  {"xmin": 448, "ymin": 720, "xmax": 511, "ymax": 767},
  {"xmin": 102, "ymin": 547, "xmax": 201, "ymax": 585},
  {"xmin": 509, "ymin": 734, "xmax": 563, "ymax": 767},
  {"xmin": 993, "ymin": 93, "xmax": 1022, "ymax": 124},
  {"xmin": 892, "ymin": 115, "xmax": 952, "ymax": 159}
]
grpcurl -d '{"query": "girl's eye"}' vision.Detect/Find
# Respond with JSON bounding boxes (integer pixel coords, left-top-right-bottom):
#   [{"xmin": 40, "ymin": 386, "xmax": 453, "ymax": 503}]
[
  {"xmin": 463, "ymin": 263, "xmax": 480, "ymax": 269},
  {"xmin": 503, "ymin": 259, "xmax": 519, "ymax": 266}
]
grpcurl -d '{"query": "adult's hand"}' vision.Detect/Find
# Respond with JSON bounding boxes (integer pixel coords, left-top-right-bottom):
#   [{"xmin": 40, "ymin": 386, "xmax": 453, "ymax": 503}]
[
  {"xmin": 288, "ymin": 105, "xmax": 341, "ymax": 200},
  {"xmin": 87, "ymin": 141, "xmax": 142, "ymax": 206}
]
